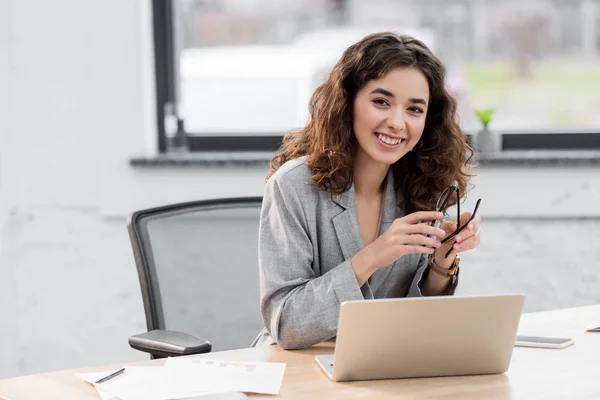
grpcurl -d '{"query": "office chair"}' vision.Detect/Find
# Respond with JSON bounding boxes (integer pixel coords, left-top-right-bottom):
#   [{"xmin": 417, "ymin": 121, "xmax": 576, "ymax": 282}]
[{"xmin": 126, "ymin": 197, "xmax": 264, "ymax": 358}]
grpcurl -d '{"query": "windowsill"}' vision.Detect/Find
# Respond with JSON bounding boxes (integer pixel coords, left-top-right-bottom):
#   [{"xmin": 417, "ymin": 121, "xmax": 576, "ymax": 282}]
[
  {"xmin": 130, "ymin": 150, "xmax": 600, "ymax": 168},
  {"xmin": 476, "ymin": 150, "xmax": 600, "ymax": 165},
  {"xmin": 130, "ymin": 151, "xmax": 275, "ymax": 167}
]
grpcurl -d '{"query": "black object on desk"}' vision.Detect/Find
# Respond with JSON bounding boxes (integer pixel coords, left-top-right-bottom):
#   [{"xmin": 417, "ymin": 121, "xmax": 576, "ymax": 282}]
[{"xmin": 95, "ymin": 367, "xmax": 125, "ymax": 384}]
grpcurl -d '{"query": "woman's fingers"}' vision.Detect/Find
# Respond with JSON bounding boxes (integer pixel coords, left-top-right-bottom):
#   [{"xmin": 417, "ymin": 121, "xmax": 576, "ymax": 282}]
[
  {"xmin": 440, "ymin": 212, "xmax": 482, "ymax": 236},
  {"xmin": 401, "ymin": 211, "xmax": 444, "ymax": 224},
  {"xmin": 403, "ymin": 245, "xmax": 436, "ymax": 255},
  {"xmin": 467, "ymin": 212, "xmax": 482, "ymax": 226},
  {"xmin": 403, "ymin": 233, "xmax": 441, "ymax": 249},
  {"xmin": 405, "ymin": 223, "xmax": 446, "ymax": 238},
  {"xmin": 459, "ymin": 212, "xmax": 481, "ymax": 231},
  {"xmin": 453, "ymin": 228, "xmax": 481, "ymax": 252},
  {"xmin": 439, "ymin": 220, "xmax": 456, "ymax": 232},
  {"xmin": 389, "ymin": 211, "xmax": 481, "ymax": 257}
]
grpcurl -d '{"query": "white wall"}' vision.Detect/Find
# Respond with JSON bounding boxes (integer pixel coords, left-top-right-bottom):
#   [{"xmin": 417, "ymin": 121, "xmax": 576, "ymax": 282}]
[
  {"xmin": 0, "ymin": 0, "xmax": 599, "ymax": 380},
  {"xmin": 0, "ymin": 0, "xmax": 19, "ymax": 380}
]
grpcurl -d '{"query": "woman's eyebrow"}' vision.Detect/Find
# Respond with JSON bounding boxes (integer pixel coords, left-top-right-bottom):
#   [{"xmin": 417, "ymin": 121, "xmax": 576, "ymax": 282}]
[
  {"xmin": 409, "ymin": 98, "xmax": 427, "ymax": 106},
  {"xmin": 370, "ymin": 88, "xmax": 395, "ymax": 97}
]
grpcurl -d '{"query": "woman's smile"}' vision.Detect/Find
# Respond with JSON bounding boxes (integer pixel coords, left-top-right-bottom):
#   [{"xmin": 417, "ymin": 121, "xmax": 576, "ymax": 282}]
[{"xmin": 374, "ymin": 132, "xmax": 407, "ymax": 148}]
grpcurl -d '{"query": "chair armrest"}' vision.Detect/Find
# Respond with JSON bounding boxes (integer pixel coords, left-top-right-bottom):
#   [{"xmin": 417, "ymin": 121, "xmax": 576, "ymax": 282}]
[{"xmin": 129, "ymin": 329, "xmax": 212, "ymax": 357}]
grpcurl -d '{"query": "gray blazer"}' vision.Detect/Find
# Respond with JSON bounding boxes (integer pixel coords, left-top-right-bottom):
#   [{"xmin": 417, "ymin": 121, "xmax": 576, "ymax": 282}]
[{"xmin": 253, "ymin": 157, "xmax": 458, "ymax": 350}]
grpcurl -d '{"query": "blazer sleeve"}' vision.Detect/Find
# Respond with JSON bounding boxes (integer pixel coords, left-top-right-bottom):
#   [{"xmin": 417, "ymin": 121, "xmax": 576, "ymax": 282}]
[
  {"xmin": 258, "ymin": 176, "xmax": 365, "ymax": 350},
  {"xmin": 406, "ymin": 253, "xmax": 459, "ymax": 297}
]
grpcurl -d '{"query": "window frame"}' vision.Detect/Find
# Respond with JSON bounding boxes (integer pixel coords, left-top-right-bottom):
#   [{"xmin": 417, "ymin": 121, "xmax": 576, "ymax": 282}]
[
  {"xmin": 152, "ymin": 0, "xmax": 282, "ymax": 153},
  {"xmin": 152, "ymin": 0, "xmax": 600, "ymax": 154}
]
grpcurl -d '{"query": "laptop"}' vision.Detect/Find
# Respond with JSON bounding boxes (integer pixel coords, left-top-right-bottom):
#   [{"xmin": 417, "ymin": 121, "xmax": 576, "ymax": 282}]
[{"xmin": 315, "ymin": 294, "xmax": 525, "ymax": 382}]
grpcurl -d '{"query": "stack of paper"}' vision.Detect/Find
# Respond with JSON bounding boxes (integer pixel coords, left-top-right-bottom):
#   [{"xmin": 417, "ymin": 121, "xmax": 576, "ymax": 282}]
[
  {"xmin": 164, "ymin": 358, "xmax": 286, "ymax": 397},
  {"xmin": 76, "ymin": 359, "xmax": 286, "ymax": 400},
  {"xmin": 76, "ymin": 371, "xmax": 120, "ymax": 400}
]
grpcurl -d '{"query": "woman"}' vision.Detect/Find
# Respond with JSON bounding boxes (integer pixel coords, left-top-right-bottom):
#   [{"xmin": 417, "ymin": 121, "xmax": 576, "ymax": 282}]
[{"xmin": 253, "ymin": 32, "xmax": 480, "ymax": 350}]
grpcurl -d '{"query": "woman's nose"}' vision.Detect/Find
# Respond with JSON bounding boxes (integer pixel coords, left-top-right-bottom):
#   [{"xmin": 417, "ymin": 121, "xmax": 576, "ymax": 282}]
[{"xmin": 387, "ymin": 110, "xmax": 406, "ymax": 131}]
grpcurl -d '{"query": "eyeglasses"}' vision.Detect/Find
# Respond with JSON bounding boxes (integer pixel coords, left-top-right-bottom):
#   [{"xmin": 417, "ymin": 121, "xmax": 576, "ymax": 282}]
[{"xmin": 432, "ymin": 185, "xmax": 482, "ymax": 259}]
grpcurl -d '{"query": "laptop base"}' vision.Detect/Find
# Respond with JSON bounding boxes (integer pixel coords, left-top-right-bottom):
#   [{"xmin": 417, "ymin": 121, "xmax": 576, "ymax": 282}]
[{"xmin": 315, "ymin": 355, "xmax": 334, "ymax": 379}]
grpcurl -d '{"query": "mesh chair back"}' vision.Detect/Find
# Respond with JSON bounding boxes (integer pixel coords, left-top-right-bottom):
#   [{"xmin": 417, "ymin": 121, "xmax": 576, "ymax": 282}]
[{"xmin": 128, "ymin": 197, "xmax": 263, "ymax": 351}]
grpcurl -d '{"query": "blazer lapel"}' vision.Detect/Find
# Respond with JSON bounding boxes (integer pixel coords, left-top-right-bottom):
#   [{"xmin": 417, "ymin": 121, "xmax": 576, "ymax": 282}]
[
  {"xmin": 379, "ymin": 169, "xmax": 403, "ymax": 230},
  {"xmin": 331, "ymin": 185, "xmax": 364, "ymax": 262},
  {"xmin": 330, "ymin": 170, "xmax": 403, "ymax": 265}
]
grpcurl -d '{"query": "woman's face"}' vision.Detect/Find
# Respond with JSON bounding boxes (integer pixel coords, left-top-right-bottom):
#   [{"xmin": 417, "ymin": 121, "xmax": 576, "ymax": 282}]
[{"xmin": 352, "ymin": 67, "xmax": 430, "ymax": 167}]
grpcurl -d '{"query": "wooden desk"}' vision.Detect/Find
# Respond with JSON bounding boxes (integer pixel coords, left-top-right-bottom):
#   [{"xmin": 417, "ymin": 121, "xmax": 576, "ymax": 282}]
[{"xmin": 1, "ymin": 305, "xmax": 599, "ymax": 399}]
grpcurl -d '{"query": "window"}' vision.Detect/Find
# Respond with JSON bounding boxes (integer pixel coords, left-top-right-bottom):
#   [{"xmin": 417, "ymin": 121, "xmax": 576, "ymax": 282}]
[{"xmin": 152, "ymin": 0, "xmax": 600, "ymax": 153}]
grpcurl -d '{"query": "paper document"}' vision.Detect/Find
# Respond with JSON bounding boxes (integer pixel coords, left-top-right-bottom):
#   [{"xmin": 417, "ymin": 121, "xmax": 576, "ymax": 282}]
[
  {"xmin": 75, "ymin": 371, "xmax": 122, "ymax": 400},
  {"xmin": 96, "ymin": 366, "xmax": 172, "ymax": 400},
  {"xmin": 78, "ymin": 366, "xmax": 216, "ymax": 400},
  {"xmin": 75, "ymin": 359, "xmax": 286, "ymax": 400},
  {"xmin": 164, "ymin": 358, "xmax": 287, "ymax": 396}
]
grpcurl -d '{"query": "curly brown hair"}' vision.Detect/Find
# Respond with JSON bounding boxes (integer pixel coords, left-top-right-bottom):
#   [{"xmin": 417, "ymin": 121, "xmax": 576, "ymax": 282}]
[{"xmin": 267, "ymin": 32, "xmax": 476, "ymax": 213}]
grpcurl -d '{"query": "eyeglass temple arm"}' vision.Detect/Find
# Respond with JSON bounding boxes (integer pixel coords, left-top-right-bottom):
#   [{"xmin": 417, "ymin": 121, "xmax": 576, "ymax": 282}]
[
  {"xmin": 440, "ymin": 186, "xmax": 456, "ymax": 211},
  {"xmin": 430, "ymin": 186, "xmax": 457, "ymax": 227},
  {"xmin": 440, "ymin": 198, "xmax": 482, "ymax": 247}
]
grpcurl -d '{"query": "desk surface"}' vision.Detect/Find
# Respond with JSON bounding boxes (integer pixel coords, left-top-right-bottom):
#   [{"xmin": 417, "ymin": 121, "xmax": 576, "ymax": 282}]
[{"xmin": 1, "ymin": 305, "xmax": 599, "ymax": 399}]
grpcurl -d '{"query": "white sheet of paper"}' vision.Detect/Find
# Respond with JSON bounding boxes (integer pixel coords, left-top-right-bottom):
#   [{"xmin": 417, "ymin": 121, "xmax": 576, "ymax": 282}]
[
  {"xmin": 99, "ymin": 367, "xmax": 166, "ymax": 400},
  {"xmin": 163, "ymin": 358, "xmax": 286, "ymax": 396},
  {"xmin": 75, "ymin": 371, "xmax": 122, "ymax": 400},
  {"xmin": 78, "ymin": 366, "xmax": 217, "ymax": 400},
  {"xmin": 76, "ymin": 360, "xmax": 284, "ymax": 399}
]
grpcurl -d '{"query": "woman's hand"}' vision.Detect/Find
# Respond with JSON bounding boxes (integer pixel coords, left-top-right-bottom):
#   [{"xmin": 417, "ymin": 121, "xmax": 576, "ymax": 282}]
[
  {"xmin": 435, "ymin": 212, "xmax": 482, "ymax": 267},
  {"xmin": 364, "ymin": 211, "xmax": 446, "ymax": 271}
]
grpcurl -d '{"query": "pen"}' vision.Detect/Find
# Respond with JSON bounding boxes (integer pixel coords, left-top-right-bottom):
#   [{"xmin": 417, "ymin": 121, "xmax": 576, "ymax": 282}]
[{"xmin": 95, "ymin": 367, "xmax": 125, "ymax": 384}]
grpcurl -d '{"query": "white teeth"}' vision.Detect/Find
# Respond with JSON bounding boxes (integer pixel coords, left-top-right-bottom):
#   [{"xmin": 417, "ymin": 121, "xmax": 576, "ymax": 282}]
[{"xmin": 376, "ymin": 133, "xmax": 402, "ymax": 145}]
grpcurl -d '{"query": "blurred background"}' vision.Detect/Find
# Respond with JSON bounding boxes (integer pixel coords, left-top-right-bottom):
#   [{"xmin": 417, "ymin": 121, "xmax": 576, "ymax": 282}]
[
  {"xmin": 175, "ymin": 0, "xmax": 600, "ymax": 134},
  {"xmin": 0, "ymin": 0, "xmax": 599, "ymax": 380}
]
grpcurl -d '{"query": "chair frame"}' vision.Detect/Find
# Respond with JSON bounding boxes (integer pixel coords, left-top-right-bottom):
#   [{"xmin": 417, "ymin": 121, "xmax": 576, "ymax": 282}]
[{"xmin": 127, "ymin": 196, "xmax": 263, "ymax": 333}]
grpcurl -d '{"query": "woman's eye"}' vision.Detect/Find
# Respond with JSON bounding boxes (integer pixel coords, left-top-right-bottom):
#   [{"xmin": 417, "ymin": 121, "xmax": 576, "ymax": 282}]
[
  {"xmin": 409, "ymin": 107, "xmax": 424, "ymax": 114},
  {"xmin": 373, "ymin": 99, "xmax": 389, "ymax": 106}
]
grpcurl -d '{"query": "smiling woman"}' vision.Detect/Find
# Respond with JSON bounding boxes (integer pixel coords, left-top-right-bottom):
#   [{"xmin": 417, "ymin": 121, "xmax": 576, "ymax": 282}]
[
  {"xmin": 254, "ymin": 32, "xmax": 480, "ymax": 350},
  {"xmin": 268, "ymin": 32, "xmax": 474, "ymax": 213},
  {"xmin": 352, "ymin": 68, "xmax": 430, "ymax": 167}
]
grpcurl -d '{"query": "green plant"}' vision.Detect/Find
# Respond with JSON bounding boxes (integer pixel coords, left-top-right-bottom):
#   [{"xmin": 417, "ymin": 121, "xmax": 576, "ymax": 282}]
[{"xmin": 474, "ymin": 108, "xmax": 495, "ymax": 129}]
